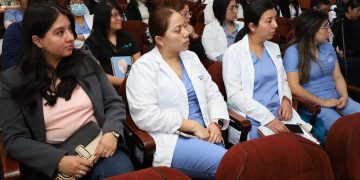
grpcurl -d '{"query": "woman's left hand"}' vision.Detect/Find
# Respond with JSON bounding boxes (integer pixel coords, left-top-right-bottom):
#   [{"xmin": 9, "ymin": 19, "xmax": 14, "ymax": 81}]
[
  {"xmin": 207, "ymin": 123, "xmax": 222, "ymax": 144},
  {"xmin": 278, "ymin": 97, "xmax": 293, "ymax": 121},
  {"xmin": 185, "ymin": 24, "xmax": 198, "ymax": 39},
  {"xmin": 95, "ymin": 132, "xmax": 118, "ymax": 159},
  {"xmin": 336, "ymin": 96, "xmax": 348, "ymax": 109}
]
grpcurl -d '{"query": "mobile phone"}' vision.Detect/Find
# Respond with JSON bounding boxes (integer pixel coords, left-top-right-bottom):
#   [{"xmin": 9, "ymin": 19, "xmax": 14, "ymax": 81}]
[
  {"xmin": 285, "ymin": 124, "xmax": 303, "ymax": 134},
  {"xmin": 176, "ymin": 131, "xmax": 200, "ymax": 139}
]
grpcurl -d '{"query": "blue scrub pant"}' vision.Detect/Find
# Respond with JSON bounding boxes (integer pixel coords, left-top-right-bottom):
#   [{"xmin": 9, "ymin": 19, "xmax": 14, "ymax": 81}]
[
  {"xmin": 318, "ymin": 97, "xmax": 360, "ymax": 130},
  {"xmin": 171, "ymin": 136, "xmax": 227, "ymax": 179}
]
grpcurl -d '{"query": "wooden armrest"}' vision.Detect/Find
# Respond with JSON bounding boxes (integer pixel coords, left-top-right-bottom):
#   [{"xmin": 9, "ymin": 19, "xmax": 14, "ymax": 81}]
[
  {"xmin": 0, "ymin": 137, "xmax": 20, "ymax": 180},
  {"xmin": 124, "ymin": 116, "xmax": 156, "ymax": 153},
  {"xmin": 292, "ymin": 95, "xmax": 321, "ymax": 115},
  {"xmin": 227, "ymin": 108, "xmax": 251, "ymax": 143},
  {"xmin": 347, "ymin": 84, "xmax": 360, "ymax": 95},
  {"xmin": 228, "ymin": 108, "xmax": 251, "ymax": 132},
  {"xmin": 292, "ymin": 95, "xmax": 321, "ymax": 125}
]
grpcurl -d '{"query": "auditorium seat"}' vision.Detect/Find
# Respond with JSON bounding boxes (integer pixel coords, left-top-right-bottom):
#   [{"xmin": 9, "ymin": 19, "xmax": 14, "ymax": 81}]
[
  {"xmin": 121, "ymin": 20, "xmax": 151, "ymax": 54},
  {"xmin": 194, "ymin": 10, "xmax": 205, "ymax": 35},
  {"xmin": 299, "ymin": 0, "xmax": 311, "ymax": 9},
  {"xmin": 325, "ymin": 112, "xmax": 360, "ymax": 180},
  {"xmin": 216, "ymin": 132, "xmax": 335, "ymax": 180},
  {"xmin": 105, "ymin": 166, "xmax": 190, "ymax": 180},
  {"xmin": 118, "ymin": 78, "xmax": 156, "ymax": 169},
  {"xmin": 0, "ymin": 137, "xmax": 20, "ymax": 180}
]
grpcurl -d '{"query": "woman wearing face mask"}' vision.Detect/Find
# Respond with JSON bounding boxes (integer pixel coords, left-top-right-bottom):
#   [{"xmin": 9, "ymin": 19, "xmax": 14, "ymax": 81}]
[
  {"xmin": 164, "ymin": 0, "xmax": 207, "ymax": 60},
  {"xmin": 66, "ymin": 0, "xmax": 93, "ymax": 49},
  {"xmin": 126, "ymin": 7, "xmax": 230, "ymax": 179},
  {"xmin": 85, "ymin": 0, "xmax": 141, "ymax": 86},
  {"xmin": 202, "ymin": 0, "xmax": 244, "ymax": 62},
  {"xmin": 283, "ymin": 10, "xmax": 360, "ymax": 132},
  {"xmin": 3, "ymin": 0, "xmax": 26, "ymax": 29},
  {"xmin": 223, "ymin": 0, "xmax": 308, "ymax": 140}
]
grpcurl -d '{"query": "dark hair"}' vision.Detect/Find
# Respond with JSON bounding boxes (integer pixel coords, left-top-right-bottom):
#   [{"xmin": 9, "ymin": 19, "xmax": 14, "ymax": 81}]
[
  {"xmin": 64, "ymin": 0, "xmax": 84, "ymax": 7},
  {"xmin": 213, "ymin": 0, "xmax": 232, "ymax": 25},
  {"xmin": 148, "ymin": 7, "xmax": 176, "ymax": 40},
  {"xmin": 278, "ymin": 0, "xmax": 300, "ymax": 18},
  {"xmin": 310, "ymin": 0, "xmax": 331, "ymax": 9},
  {"xmin": 13, "ymin": 1, "xmax": 97, "ymax": 110},
  {"xmin": 345, "ymin": 0, "xmax": 360, "ymax": 12},
  {"xmin": 235, "ymin": 0, "xmax": 275, "ymax": 42},
  {"xmin": 128, "ymin": 0, "xmax": 155, "ymax": 12},
  {"xmin": 239, "ymin": 0, "xmax": 251, "ymax": 8},
  {"xmin": 291, "ymin": 10, "xmax": 328, "ymax": 84},
  {"xmin": 164, "ymin": 0, "xmax": 186, "ymax": 12}
]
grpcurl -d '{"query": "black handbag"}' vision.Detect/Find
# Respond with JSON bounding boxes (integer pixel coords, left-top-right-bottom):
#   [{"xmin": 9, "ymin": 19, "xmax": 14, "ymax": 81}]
[
  {"xmin": 55, "ymin": 121, "xmax": 103, "ymax": 180},
  {"xmin": 56, "ymin": 121, "xmax": 102, "ymax": 155}
]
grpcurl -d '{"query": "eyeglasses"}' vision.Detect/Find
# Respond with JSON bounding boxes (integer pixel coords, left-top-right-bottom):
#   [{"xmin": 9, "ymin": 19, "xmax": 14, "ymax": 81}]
[
  {"xmin": 180, "ymin": 11, "xmax": 193, "ymax": 17},
  {"xmin": 227, "ymin": 4, "xmax": 239, "ymax": 13},
  {"xmin": 111, "ymin": 12, "xmax": 122, "ymax": 19}
]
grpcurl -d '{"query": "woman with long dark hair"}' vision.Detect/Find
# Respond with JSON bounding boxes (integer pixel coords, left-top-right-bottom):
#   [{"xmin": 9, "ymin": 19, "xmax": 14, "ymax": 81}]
[
  {"xmin": 126, "ymin": 7, "xmax": 229, "ymax": 179},
  {"xmin": 85, "ymin": 0, "xmax": 141, "ymax": 86},
  {"xmin": 283, "ymin": 10, "xmax": 360, "ymax": 131},
  {"xmin": 0, "ymin": 2, "xmax": 133, "ymax": 179},
  {"xmin": 223, "ymin": 0, "xmax": 308, "ymax": 140}
]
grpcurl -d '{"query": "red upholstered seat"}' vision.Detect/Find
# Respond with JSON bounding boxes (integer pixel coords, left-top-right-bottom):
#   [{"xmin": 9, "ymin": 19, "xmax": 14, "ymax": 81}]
[
  {"xmin": 326, "ymin": 112, "xmax": 360, "ymax": 180},
  {"xmin": 216, "ymin": 133, "xmax": 335, "ymax": 180},
  {"xmin": 105, "ymin": 166, "xmax": 190, "ymax": 180}
]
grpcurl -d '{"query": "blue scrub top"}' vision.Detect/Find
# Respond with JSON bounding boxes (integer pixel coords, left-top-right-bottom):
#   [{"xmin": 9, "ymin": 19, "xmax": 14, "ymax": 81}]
[
  {"xmin": 180, "ymin": 59, "xmax": 205, "ymax": 127},
  {"xmin": 283, "ymin": 42, "xmax": 339, "ymax": 99},
  {"xmin": 75, "ymin": 21, "xmax": 91, "ymax": 35},
  {"xmin": 4, "ymin": 10, "xmax": 23, "ymax": 24},
  {"xmin": 251, "ymin": 49, "xmax": 280, "ymax": 119}
]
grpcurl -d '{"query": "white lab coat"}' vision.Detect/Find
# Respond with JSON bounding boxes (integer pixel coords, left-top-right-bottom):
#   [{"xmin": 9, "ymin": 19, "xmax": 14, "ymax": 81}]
[
  {"xmin": 126, "ymin": 47, "xmax": 230, "ymax": 167},
  {"xmin": 202, "ymin": 20, "xmax": 244, "ymax": 61},
  {"xmin": 223, "ymin": 35, "xmax": 306, "ymax": 141},
  {"xmin": 74, "ymin": 13, "xmax": 94, "ymax": 49}
]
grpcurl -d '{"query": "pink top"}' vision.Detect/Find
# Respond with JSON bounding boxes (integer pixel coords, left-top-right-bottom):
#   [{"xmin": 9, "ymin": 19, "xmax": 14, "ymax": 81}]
[{"xmin": 43, "ymin": 85, "xmax": 97, "ymax": 144}]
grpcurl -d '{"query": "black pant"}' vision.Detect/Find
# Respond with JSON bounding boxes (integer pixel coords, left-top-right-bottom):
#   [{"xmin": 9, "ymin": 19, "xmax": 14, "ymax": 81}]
[{"xmin": 338, "ymin": 57, "xmax": 360, "ymax": 102}]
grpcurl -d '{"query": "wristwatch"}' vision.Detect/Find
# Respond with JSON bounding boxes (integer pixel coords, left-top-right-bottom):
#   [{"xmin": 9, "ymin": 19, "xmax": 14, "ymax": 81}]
[{"xmin": 112, "ymin": 131, "xmax": 120, "ymax": 139}]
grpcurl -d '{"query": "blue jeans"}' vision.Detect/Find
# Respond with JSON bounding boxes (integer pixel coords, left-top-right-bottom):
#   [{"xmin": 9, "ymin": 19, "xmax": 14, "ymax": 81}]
[
  {"xmin": 85, "ymin": 148, "xmax": 134, "ymax": 180},
  {"xmin": 171, "ymin": 136, "xmax": 227, "ymax": 179}
]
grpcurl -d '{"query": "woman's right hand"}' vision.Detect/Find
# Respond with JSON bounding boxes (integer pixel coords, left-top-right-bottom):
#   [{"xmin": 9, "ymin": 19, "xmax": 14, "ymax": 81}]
[
  {"xmin": 58, "ymin": 156, "xmax": 93, "ymax": 178},
  {"xmin": 321, "ymin": 98, "xmax": 338, "ymax": 107},
  {"xmin": 265, "ymin": 119, "xmax": 290, "ymax": 133}
]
